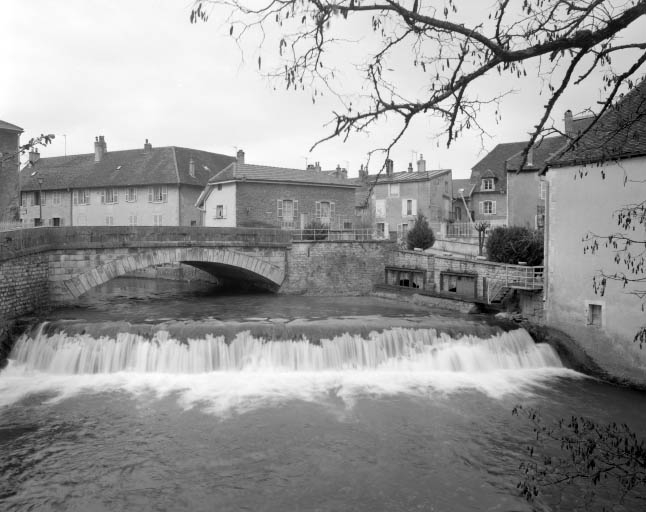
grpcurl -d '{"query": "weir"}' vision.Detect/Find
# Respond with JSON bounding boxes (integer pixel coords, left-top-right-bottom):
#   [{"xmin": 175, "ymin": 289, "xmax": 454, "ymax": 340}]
[{"xmin": 10, "ymin": 326, "xmax": 562, "ymax": 374}]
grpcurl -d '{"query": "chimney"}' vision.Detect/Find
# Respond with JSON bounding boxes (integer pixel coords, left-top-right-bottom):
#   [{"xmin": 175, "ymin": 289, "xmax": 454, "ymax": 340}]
[
  {"xmin": 314, "ymin": 161, "xmax": 321, "ymax": 172},
  {"xmin": 237, "ymin": 149, "xmax": 245, "ymax": 164},
  {"xmin": 341, "ymin": 169, "xmax": 347, "ymax": 179},
  {"xmin": 407, "ymin": 162, "xmax": 413, "ymax": 173},
  {"xmin": 94, "ymin": 135, "xmax": 107, "ymax": 163},
  {"xmin": 143, "ymin": 138, "xmax": 152, "ymax": 154},
  {"xmin": 386, "ymin": 159, "xmax": 394, "ymax": 176},
  {"xmin": 29, "ymin": 148, "xmax": 40, "ymax": 165},
  {"xmin": 527, "ymin": 146, "xmax": 534, "ymax": 167},
  {"xmin": 564, "ymin": 109, "xmax": 574, "ymax": 138},
  {"xmin": 417, "ymin": 154, "xmax": 426, "ymax": 173},
  {"xmin": 189, "ymin": 157, "xmax": 196, "ymax": 178},
  {"xmin": 335, "ymin": 164, "xmax": 342, "ymax": 178}
]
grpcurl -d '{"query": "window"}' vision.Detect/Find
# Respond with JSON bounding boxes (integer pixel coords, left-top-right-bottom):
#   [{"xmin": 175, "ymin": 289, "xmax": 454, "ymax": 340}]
[
  {"xmin": 217, "ymin": 184, "xmax": 222, "ymax": 191},
  {"xmin": 73, "ymin": 189, "xmax": 90, "ymax": 205},
  {"xmin": 277, "ymin": 199, "xmax": 298, "ymax": 220},
  {"xmin": 480, "ymin": 200, "xmax": 496, "ymax": 215},
  {"xmin": 48, "ymin": 218, "xmax": 62, "ymax": 227},
  {"xmin": 444, "ymin": 181, "xmax": 449, "ymax": 194},
  {"xmin": 215, "ymin": 205, "xmax": 227, "ymax": 219},
  {"xmin": 402, "ymin": 199, "xmax": 417, "ymax": 217},
  {"xmin": 397, "ymin": 223, "xmax": 408, "ymax": 239},
  {"xmin": 51, "ymin": 191, "xmax": 61, "ymax": 206},
  {"xmin": 587, "ymin": 303, "xmax": 603, "ymax": 326},
  {"xmin": 153, "ymin": 214, "xmax": 163, "ymax": 226},
  {"xmin": 190, "ymin": 220, "xmax": 197, "ymax": 227},
  {"xmin": 482, "ymin": 178, "xmax": 495, "ymax": 191},
  {"xmin": 377, "ymin": 222, "xmax": 386, "ymax": 238},
  {"xmin": 343, "ymin": 221, "xmax": 353, "ymax": 230},
  {"xmin": 539, "ymin": 181, "xmax": 547, "ymax": 200},
  {"xmin": 128, "ymin": 215, "xmax": 137, "ymax": 226},
  {"xmin": 20, "ymin": 193, "xmax": 27, "ymax": 207},
  {"xmin": 32, "ymin": 191, "xmax": 40, "ymax": 206},
  {"xmin": 375, "ymin": 199, "xmax": 386, "ymax": 219},
  {"xmin": 101, "ymin": 188, "xmax": 118, "ymax": 204},
  {"xmin": 389, "ymin": 184, "xmax": 400, "ymax": 197},
  {"xmin": 105, "ymin": 216, "xmax": 114, "ymax": 225},
  {"xmin": 148, "ymin": 186, "xmax": 168, "ymax": 203},
  {"xmin": 454, "ymin": 206, "xmax": 462, "ymax": 221},
  {"xmin": 125, "ymin": 187, "xmax": 137, "ymax": 202},
  {"xmin": 315, "ymin": 201, "xmax": 335, "ymax": 223}
]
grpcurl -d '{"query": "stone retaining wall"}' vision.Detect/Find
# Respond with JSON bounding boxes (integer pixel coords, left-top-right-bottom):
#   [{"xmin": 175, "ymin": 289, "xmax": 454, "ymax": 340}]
[{"xmin": 281, "ymin": 241, "xmax": 393, "ymax": 294}]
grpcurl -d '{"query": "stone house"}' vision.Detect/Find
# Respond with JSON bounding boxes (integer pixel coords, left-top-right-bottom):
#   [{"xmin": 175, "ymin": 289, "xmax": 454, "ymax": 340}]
[
  {"xmin": 451, "ymin": 178, "xmax": 475, "ymax": 223},
  {"xmin": 468, "ymin": 142, "xmax": 526, "ymax": 226},
  {"xmin": 542, "ymin": 79, "xmax": 646, "ymax": 381},
  {"xmin": 356, "ymin": 156, "xmax": 452, "ymax": 240},
  {"xmin": 195, "ymin": 152, "xmax": 359, "ymax": 229},
  {"xmin": 0, "ymin": 120, "xmax": 23, "ymax": 223},
  {"xmin": 19, "ymin": 136, "xmax": 234, "ymax": 227}
]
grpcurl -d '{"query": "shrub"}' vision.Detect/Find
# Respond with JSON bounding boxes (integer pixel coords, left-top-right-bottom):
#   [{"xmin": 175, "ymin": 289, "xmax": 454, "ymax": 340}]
[
  {"xmin": 302, "ymin": 219, "xmax": 328, "ymax": 241},
  {"xmin": 406, "ymin": 214, "xmax": 435, "ymax": 250},
  {"xmin": 485, "ymin": 226, "xmax": 543, "ymax": 265}
]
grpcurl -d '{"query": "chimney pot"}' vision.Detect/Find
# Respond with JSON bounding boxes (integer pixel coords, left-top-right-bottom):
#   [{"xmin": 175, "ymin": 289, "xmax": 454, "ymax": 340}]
[
  {"xmin": 143, "ymin": 139, "xmax": 152, "ymax": 154},
  {"xmin": 407, "ymin": 162, "xmax": 413, "ymax": 173},
  {"xmin": 237, "ymin": 149, "xmax": 245, "ymax": 164},
  {"xmin": 386, "ymin": 159, "xmax": 394, "ymax": 176},
  {"xmin": 29, "ymin": 148, "xmax": 40, "ymax": 165},
  {"xmin": 564, "ymin": 109, "xmax": 575, "ymax": 138}
]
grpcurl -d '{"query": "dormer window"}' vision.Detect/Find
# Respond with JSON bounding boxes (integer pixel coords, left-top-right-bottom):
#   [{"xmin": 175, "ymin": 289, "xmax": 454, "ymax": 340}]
[{"xmin": 482, "ymin": 178, "xmax": 495, "ymax": 191}]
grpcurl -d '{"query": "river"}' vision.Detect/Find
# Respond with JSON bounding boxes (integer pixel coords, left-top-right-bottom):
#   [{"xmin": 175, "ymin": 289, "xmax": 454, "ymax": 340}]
[{"xmin": 1, "ymin": 277, "xmax": 645, "ymax": 511}]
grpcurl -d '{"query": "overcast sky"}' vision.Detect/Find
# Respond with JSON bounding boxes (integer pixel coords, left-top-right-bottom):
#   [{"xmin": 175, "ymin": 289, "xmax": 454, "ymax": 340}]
[{"xmin": 2, "ymin": 1, "xmax": 642, "ymax": 179}]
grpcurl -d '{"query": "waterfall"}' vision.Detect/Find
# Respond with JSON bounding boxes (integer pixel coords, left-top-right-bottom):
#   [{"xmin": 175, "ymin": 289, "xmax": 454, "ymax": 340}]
[{"xmin": 9, "ymin": 327, "xmax": 562, "ymax": 375}]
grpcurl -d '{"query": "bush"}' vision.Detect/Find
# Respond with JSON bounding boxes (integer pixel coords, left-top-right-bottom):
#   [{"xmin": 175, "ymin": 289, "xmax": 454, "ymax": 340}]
[
  {"xmin": 406, "ymin": 214, "xmax": 435, "ymax": 250},
  {"xmin": 485, "ymin": 226, "xmax": 543, "ymax": 265},
  {"xmin": 302, "ymin": 219, "xmax": 328, "ymax": 241}
]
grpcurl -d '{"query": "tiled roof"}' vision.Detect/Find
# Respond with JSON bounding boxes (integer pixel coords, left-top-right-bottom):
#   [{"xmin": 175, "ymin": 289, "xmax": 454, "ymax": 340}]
[
  {"xmin": 20, "ymin": 146, "xmax": 235, "ymax": 191},
  {"xmin": 451, "ymin": 179, "xmax": 474, "ymax": 199},
  {"xmin": 470, "ymin": 141, "xmax": 526, "ymax": 193},
  {"xmin": 364, "ymin": 168, "xmax": 451, "ymax": 184},
  {"xmin": 505, "ymin": 135, "xmax": 568, "ymax": 171},
  {"xmin": 207, "ymin": 162, "xmax": 358, "ymax": 187},
  {"xmin": 549, "ymin": 79, "xmax": 646, "ymax": 167},
  {"xmin": 0, "ymin": 120, "xmax": 23, "ymax": 133}
]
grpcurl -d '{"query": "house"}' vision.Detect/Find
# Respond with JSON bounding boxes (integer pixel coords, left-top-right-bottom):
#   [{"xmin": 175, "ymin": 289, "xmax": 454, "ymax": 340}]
[
  {"xmin": 506, "ymin": 113, "xmax": 594, "ymax": 229},
  {"xmin": 468, "ymin": 142, "xmax": 526, "ymax": 226},
  {"xmin": 195, "ymin": 151, "xmax": 359, "ymax": 229},
  {"xmin": 542, "ymin": 80, "xmax": 646, "ymax": 379},
  {"xmin": 19, "ymin": 136, "xmax": 234, "ymax": 227},
  {"xmin": 356, "ymin": 155, "xmax": 452, "ymax": 240},
  {"xmin": 0, "ymin": 120, "xmax": 23, "ymax": 223}
]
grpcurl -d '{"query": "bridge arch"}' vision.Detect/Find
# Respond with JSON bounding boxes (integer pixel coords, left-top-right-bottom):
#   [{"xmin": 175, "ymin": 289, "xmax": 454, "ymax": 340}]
[{"xmin": 58, "ymin": 247, "xmax": 285, "ymax": 300}]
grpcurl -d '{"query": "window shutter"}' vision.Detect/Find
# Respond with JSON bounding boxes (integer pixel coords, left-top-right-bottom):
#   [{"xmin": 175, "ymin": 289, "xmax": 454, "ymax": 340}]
[
  {"xmin": 412, "ymin": 199, "xmax": 417, "ymax": 215},
  {"xmin": 41, "ymin": 192, "xmax": 46, "ymax": 206},
  {"xmin": 401, "ymin": 200, "xmax": 407, "ymax": 216},
  {"xmin": 479, "ymin": 201, "xmax": 484, "ymax": 214},
  {"xmin": 162, "ymin": 186, "xmax": 168, "ymax": 202},
  {"xmin": 277, "ymin": 199, "xmax": 283, "ymax": 219},
  {"xmin": 101, "ymin": 189, "xmax": 105, "ymax": 204},
  {"xmin": 148, "ymin": 187, "xmax": 153, "ymax": 203},
  {"xmin": 223, "ymin": 205, "xmax": 227, "ymax": 218},
  {"xmin": 114, "ymin": 188, "xmax": 118, "ymax": 203},
  {"xmin": 315, "ymin": 201, "xmax": 321, "ymax": 218},
  {"xmin": 330, "ymin": 202, "xmax": 335, "ymax": 219},
  {"xmin": 492, "ymin": 201, "xmax": 497, "ymax": 214},
  {"xmin": 294, "ymin": 200, "xmax": 299, "ymax": 219}
]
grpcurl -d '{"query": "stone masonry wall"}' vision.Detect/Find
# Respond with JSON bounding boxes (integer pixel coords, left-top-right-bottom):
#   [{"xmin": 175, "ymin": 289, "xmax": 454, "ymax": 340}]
[
  {"xmin": 282, "ymin": 241, "xmax": 392, "ymax": 294},
  {"xmin": 0, "ymin": 253, "xmax": 50, "ymax": 323}
]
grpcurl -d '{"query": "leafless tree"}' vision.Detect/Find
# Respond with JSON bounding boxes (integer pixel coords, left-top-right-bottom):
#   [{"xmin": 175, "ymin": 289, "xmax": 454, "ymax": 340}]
[{"xmin": 190, "ymin": 0, "xmax": 646, "ymax": 175}]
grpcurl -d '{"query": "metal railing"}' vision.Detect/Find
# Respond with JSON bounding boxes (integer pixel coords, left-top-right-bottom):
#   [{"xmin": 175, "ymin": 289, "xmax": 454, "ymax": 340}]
[
  {"xmin": 0, "ymin": 221, "xmax": 24, "ymax": 232},
  {"xmin": 446, "ymin": 219, "xmax": 507, "ymax": 238},
  {"xmin": 289, "ymin": 228, "xmax": 376, "ymax": 241},
  {"xmin": 486, "ymin": 265, "xmax": 544, "ymax": 304}
]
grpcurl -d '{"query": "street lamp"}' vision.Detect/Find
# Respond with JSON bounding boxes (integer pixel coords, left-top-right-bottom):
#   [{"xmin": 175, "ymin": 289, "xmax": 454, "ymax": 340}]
[{"xmin": 37, "ymin": 177, "xmax": 44, "ymax": 226}]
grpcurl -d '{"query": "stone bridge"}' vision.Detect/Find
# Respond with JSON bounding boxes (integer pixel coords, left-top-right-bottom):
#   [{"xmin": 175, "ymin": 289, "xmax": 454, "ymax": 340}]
[
  {"xmin": 0, "ymin": 227, "xmax": 291, "ymax": 307},
  {"xmin": 0, "ymin": 226, "xmax": 391, "ymax": 326}
]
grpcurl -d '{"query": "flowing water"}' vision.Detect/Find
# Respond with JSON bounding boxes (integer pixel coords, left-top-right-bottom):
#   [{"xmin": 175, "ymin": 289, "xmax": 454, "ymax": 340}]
[{"xmin": 1, "ymin": 277, "xmax": 645, "ymax": 511}]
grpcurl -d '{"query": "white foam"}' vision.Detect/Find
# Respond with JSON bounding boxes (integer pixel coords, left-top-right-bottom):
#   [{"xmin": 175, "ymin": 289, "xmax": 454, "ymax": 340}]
[{"xmin": 0, "ymin": 327, "xmax": 585, "ymax": 414}]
